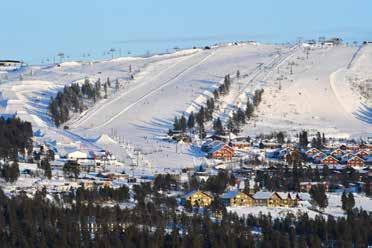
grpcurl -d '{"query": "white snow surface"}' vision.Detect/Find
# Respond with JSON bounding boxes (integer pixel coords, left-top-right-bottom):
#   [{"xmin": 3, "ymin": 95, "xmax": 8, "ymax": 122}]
[
  {"xmin": 242, "ymin": 44, "xmax": 371, "ymax": 138},
  {"xmin": 0, "ymin": 43, "xmax": 370, "ymax": 170}
]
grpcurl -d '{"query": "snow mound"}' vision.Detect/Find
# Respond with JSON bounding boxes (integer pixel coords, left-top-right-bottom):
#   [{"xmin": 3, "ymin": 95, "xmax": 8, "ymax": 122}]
[
  {"xmin": 59, "ymin": 61, "xmax": 81, "ymax": 67},
  {"xmin": 94, "ymin": 134, "xmax": 117, "ymax": 145}
]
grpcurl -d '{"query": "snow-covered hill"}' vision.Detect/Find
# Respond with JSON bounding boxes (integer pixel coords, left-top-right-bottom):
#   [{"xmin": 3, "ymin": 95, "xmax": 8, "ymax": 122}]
[
  {"xmin": 0, "ymin": 42, "xmax": 370, "ymax": 170},
  {"xmin": 242, "ymin": 44, "xmax": 372, "ymax": 138}
]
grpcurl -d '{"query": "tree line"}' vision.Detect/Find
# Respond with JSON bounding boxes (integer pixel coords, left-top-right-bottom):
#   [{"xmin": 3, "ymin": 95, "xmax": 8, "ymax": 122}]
[
  {"xmin": 224, "ymin": 88, "xmax": 264, "ymax": 135},
  {"xmin": 171, "ymin": 74, "xmax": 232, "ymax": 138},
  {"xmin": 0, "ymin": 187, "xmax": 371, "ymax": 247},
  {"xmin": 171, "ymin": 74, "xmax": 266, "ymax": 138},
  {"xmin": 0, "ymin": 117, "xmax": 33, "ymax": 182},
  {"xmin": 49, "ymin": 78, "xmax": 120, "ymax": 126}
]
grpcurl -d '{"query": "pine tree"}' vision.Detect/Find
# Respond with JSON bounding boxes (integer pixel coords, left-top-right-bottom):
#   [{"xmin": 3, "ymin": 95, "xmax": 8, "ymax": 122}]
[
  {"xmin": 40, "ymin": 159, "xmax": 52, "ymax": 179},
  {"xmin": 213, "ymin": 118, "xmax": 224, "ymax": 135},
  {"xmin": 173, "ymin": 117, "xmax": 180, "ymax": 131},
  {"xmin": 104, "ymin": 83, "xmax": 108, "ymax": 99},
  {"xmin": 245, "ymin": 100, "xmax": 254, "ymax": 119},
  {"xmin": 299, "ymin": 131, "xmax": 309, "ymax": 148},
  {"xmin": 179, "ymin": 115, "xmax": 187, "ymax": 132},
  {"xmin": 226, "ymin": 118, "xmax": 235, "ymax": 134},
  {"xmin": 63, "ymin": 161, "xmax": 80, "ymax": 179},
  {"xmin": 236, "ymin": 108, "xmax": 246, "ymax": 124},
  {"xmin": 1, "ymin": 161, "xmax": 20, "ymax": 183},
  {"xmin": 115, "ymin": 79, "xmax": 120, "ymax": 91},
  {"xmin": 277, "ymin": 132, "xmax": 285, "ymax": 144},
  {"xmin": 187, "ymin": 112, "xmax": 195, "ymax": 129},
  {"xmin": 348, "ymin": 192, "xmax": 355, "ymax": 211},
  {"xmin": 106, "ymin": 77, "xmax": 111, "ymax": 87},
  {"xmin": 196, "ymin": 107, "xmax": 205, "ymax": 127},
  {"xmin": 310, "ymin": 185, "xmax": 328, "ymax": 209},
  {"xmin": 198, "ymin": 122, "xmax": 206, "ymax": 139},
  {"xmin": 341, "ymin": 191, "xmax": 348, "ymax": 212}
]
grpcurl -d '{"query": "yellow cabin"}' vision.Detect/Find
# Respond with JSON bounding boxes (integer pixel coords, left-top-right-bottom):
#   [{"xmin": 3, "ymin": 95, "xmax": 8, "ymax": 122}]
[
  {"xmin": 221, "ymin": 191, "xmax": 254, "ymax": 207},
  {"xmin": 185, "ymin": 190, "xmax": 213, "ymax": 207},
  {"xmin": 253, "ymin": 192, "xmax": 282, "ymax": 207}
]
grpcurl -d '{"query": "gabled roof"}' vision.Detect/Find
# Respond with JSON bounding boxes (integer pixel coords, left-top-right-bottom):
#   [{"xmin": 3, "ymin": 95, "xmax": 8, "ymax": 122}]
[
  {"xmin": 306, "ymin": 148, "xmax": 320, "ymax": 155},
  {"xmin": 220, "ymin": 191, "xmax": 239, "ymax": 199},
  {"xmin": 321, "ymin": 155, "xmax": 338, "ymax": 162},
  {"xmin": 220, "ymin": 191, "xmax": 252, "ymax": 199},
  {"xmin": 312, "ymin": 152, "xmax": 326, "ymax": 159},
  {"xmin": 253, "ymin": 191, "xmax": 280, "ymax": 200},
  {"xmin": 341, "ymin": 153, "xmax": 353, "ymax": 159},
  {"xmin": 184, "ymin": 190, "xmax": 213, "ymax": 199},
  {"xmin": 331, "ymin": 148, "xmax": 344, "ymax": 154},
  {"xmin": 277, "ymin": 192, "xmax": 297, "ymax": 200},
  {"xmin": 348, "ymin": 156, "xmax": 365, "ymax": 162},
  {"xmin": 356, "ymin": 150, "xmax": 370, "ymax": 156}
]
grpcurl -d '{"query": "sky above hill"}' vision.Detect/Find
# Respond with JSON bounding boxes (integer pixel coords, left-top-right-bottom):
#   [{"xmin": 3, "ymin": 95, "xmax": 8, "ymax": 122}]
[{"xmin": 2, "ymin": 0, "xmax": 372, "ymax": 63}]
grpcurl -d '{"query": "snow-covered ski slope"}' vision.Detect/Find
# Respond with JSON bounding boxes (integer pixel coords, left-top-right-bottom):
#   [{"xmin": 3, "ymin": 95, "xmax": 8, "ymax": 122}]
[
  {"xmin": 242, "ymin": 44, "xmax": 372, "ymax": 138},
  {"xmin": 0, "ymin": 48, "xmax": 201, "ymax": 150},
  {"xmin": 71, "ymin": 43, "xmax": 284, "ymax": 169},
  {"xmin": 0, "ymin": 42, "xmax": 370, "ymax": 170}
]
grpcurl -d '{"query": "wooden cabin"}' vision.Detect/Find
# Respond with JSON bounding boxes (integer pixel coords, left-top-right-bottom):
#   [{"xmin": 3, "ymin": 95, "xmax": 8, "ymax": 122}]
[
  {"xmin": 305, "ymin": 148, "xmax": 321, "ymax": 157},
  {"xmin": 347, "ymin": 156, "xmax": 365, "ymax": 168},
  {"xmin": 220, "ymin": 191, "xmax": 254, "ymax": 207},
  {"xmin": 202, "ymin": 140, "xmax": 235, "ymax": 160},
  {"xmin": 312, "ymin": 152, "xmax": 326, "ymax": 161},
  {"xmin": 356, "ymin": 150, "xmax": 369, "ymax": 159},
  {"xmin": 321, "ymin": 155, "xmax": 339, "ymax": 165},
  {"xmin": 331, "ymin": 148, "xmax": 344, "ymax": 158},
  {"xmin": 185, "ymin": 190, "xmax": 213, "ymax": 207},
  {"xmin": 300, "ymin": 181, "xmax": 329, "ymax": 192},
  {"xmin": 209, "ymin": 144, "xmax": 234, "ymax": 160},
  {"xmin": 278, "ymin": 193, "xmax": 298, "ymax": 207},
  {"xmin": 253, "ymin": 192, "xmax": 282, "ymax": 207}
]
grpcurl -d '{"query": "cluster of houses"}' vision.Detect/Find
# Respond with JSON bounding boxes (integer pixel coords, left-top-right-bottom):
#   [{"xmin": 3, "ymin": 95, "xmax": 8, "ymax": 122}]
[
  {"xmin": 301, "ymin": 37, "xmax": 343, "ymax": 49},
  {"xmin": 31, "ymin": 140, "xmax": 118, "ymax": 171},
  {"xmin": 184, "ymin": 190, "xmax": 308, "ymax": 208},
  {"xmin": 265, "ymin": 144, "xmax": 371, "ymax": 169},
  {"xmin": 200, "ymin": 134, "xmax": 371, "ymax": 170},
  {"xmin": 302, "ymin": 146, "xmax": 371, "ymax": 169}
]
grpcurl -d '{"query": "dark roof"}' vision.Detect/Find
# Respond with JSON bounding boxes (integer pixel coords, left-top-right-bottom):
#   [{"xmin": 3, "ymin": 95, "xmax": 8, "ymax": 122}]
[{"xmin": 0, "ymin": 60, "xmax": 22, "ymax": 63}]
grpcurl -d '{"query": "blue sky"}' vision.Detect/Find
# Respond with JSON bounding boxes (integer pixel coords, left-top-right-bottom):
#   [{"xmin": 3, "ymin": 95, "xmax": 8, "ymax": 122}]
[{"xmin": 2, "ymin": 0, "xmax": 372, "ymax": 63}]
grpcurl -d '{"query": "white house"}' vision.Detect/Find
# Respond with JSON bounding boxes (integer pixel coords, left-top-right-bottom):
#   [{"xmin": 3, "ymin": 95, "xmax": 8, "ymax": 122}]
[{"xmin": 67, "ymin": 150, "xmax": 88, "ymax": 160}]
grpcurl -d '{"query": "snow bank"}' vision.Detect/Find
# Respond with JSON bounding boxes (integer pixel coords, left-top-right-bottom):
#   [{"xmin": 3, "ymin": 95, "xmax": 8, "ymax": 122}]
[
  {"xmin": 59, "ymin": 61, "xmax": 81, "ymax": 67},
  {"xmin": 95, "ymin": 134, "xmax": 117, "ymax": 145}
]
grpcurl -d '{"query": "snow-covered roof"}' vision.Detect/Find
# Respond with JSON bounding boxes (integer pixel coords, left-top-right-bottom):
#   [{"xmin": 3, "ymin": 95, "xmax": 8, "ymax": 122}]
[
  {"xmin": 253, "ymin": 191, "xmax": 275, "ymax": 200},
  {"xmin": 220, "ymin": 191, "xmax": 240, "ymax": 199}
]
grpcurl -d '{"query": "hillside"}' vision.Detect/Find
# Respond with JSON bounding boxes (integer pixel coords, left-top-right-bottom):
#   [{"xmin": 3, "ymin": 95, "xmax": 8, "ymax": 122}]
[{"xmin": 0, "ymin": 42, "xmax": 370, "ymax": 170}]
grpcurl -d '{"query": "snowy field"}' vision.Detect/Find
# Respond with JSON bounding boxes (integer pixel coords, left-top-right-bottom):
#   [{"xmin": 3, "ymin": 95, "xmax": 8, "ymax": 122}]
[{"xmin": 0, "ymin": 42, "xmax": 370, "ymax": 171}]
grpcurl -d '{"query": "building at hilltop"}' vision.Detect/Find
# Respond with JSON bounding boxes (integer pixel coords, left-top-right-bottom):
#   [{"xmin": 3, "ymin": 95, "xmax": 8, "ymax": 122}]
[{"xmin": 0, "ymin": 60, "xmax": 23, "ymax": 71}]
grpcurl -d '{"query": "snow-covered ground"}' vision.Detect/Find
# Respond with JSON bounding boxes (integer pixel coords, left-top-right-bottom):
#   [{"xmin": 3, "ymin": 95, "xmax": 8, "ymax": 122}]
[
  {"xmin": 0, "ymin": 42, "xmax": 370, "ymax": 171},
  {"xmin": 242, "ymin": 44, "xmax": 372, "ymax": 138},
  {"xmin": 70, "ymin": 43, "xmax": 285, "ymax": 170}
]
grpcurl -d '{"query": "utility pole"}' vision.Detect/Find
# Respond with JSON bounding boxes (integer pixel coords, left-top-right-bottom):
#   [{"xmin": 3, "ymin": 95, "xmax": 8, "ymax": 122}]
[
  {"xmin": 57, "ymin": 53, "xmax": 65, "ymax": 63},
  {"xmin": 289, "ymin": 62, "xmax": 295, "ymax": 75},
  {"xmin": 305, "ymin": 47, "xmax": 310, "ymax": 59},
  {"xmin": 109, "ymin": 48, "xmax": 116, "ymax": 59}
]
